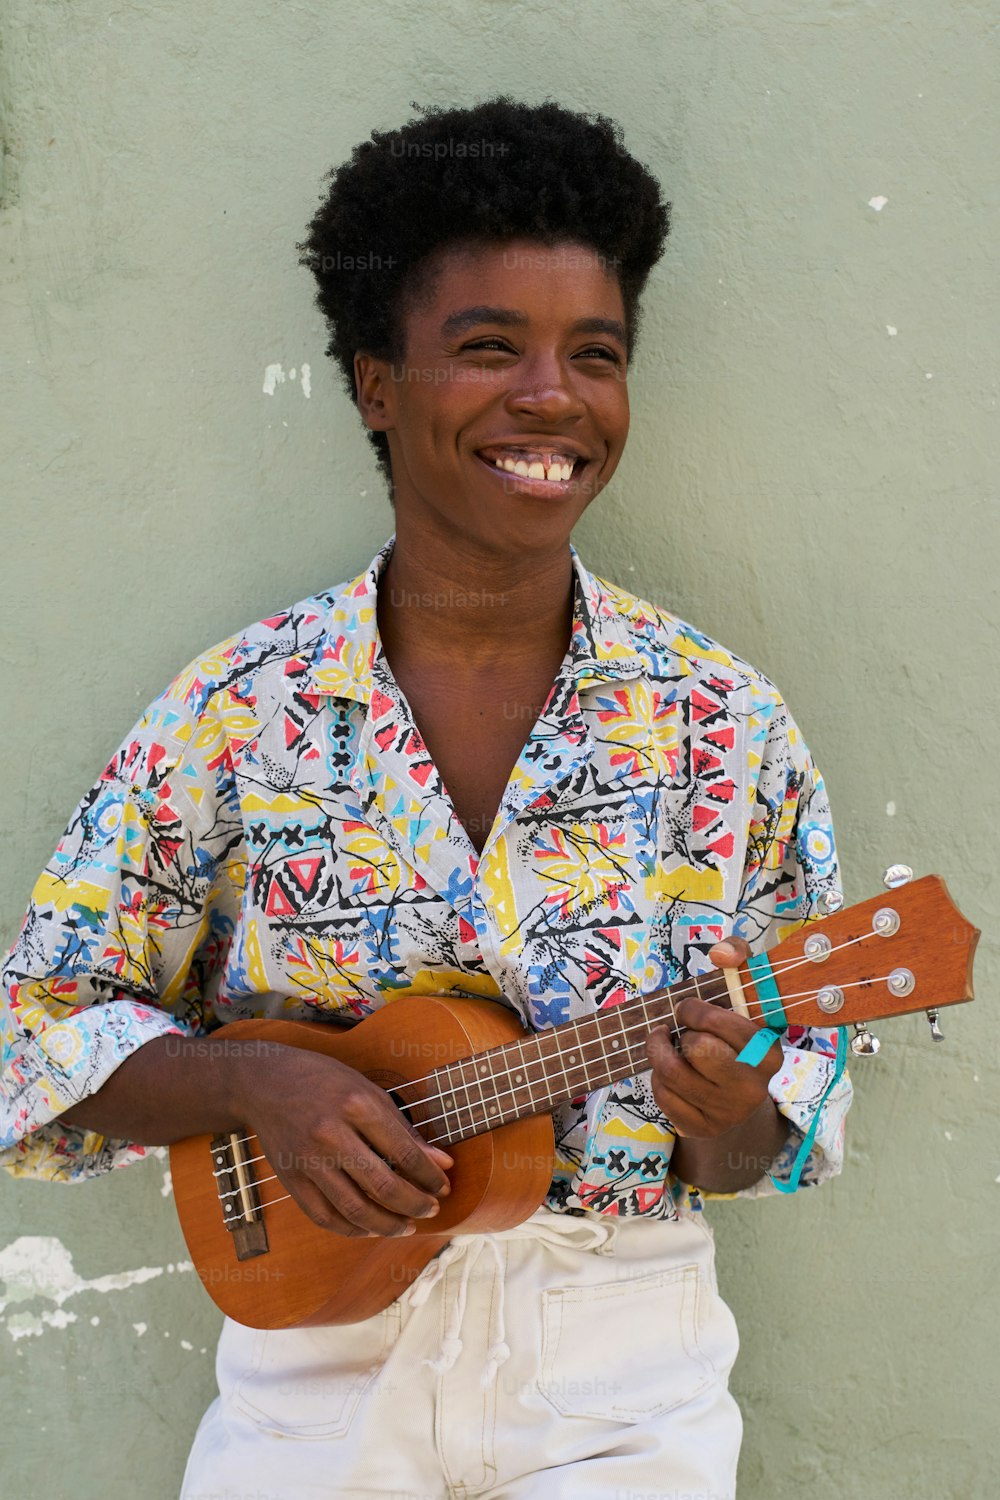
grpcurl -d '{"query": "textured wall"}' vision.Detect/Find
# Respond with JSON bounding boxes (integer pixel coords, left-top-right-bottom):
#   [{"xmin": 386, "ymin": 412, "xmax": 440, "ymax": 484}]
[{"xmin": 1, "ymin": 3, "xmax": 996, "ymax": 1497}]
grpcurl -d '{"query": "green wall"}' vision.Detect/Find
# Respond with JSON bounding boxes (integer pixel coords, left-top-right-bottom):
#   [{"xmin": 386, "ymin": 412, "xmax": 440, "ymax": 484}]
[{"xmin": 2, "ymin": 3, "xmax": 996, "ymax": 1496}]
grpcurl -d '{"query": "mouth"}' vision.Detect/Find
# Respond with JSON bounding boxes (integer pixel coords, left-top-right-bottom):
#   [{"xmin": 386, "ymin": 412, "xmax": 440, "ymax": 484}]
[{"xmin": 474, "ymin": 446, "xmax": 592, "ymax": 496}]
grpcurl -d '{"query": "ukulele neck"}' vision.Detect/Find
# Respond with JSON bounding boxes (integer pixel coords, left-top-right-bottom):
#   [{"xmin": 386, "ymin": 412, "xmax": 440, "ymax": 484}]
[{"xmin": 410, "ymin": 971, "xmax": 733, "ymax": 1147}]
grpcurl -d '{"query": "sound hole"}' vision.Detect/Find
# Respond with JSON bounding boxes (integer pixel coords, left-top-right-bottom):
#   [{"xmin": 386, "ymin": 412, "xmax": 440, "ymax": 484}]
[{"xmin": 387, "ymin": 1088, "xmax": 416, "ymax": 1127}]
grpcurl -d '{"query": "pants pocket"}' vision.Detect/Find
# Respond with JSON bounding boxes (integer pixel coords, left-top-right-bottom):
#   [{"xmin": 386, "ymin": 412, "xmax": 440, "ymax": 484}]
[
  {"xmin": 537, "ymin": 1263, "xmax": 718, "ymax": 1423},
  {"xmin": 225, "ymin": 1303, "xmax": 402, "ymax": 1439}
]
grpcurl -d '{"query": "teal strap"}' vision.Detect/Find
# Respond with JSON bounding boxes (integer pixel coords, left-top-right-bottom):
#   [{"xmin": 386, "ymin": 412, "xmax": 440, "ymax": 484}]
[
  {"xmin": 747, "ymin": 951, "xmax": 788, "ymax": 1031},
  {"xmin": 735, "ymin": 952, "xmax": 787, "ymax": 1066},
  {"xmin": 735, "ymin": 1026, "xmax": 782, "ymax": 1067},
  {"xmin": 768, "ymin": 1024, "xmax": 850, "ymax": 1194}
]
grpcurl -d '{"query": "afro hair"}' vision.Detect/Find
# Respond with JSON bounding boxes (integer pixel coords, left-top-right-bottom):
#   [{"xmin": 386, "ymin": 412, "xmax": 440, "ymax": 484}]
[{"xmin": 297, "ymin": 96, "xmax": 671, "ymax": 492}]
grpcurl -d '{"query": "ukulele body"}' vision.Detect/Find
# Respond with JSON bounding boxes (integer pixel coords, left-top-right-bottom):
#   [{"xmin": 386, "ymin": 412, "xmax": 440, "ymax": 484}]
[{"xmin": 170, "ymin": 995, "xmax": 557, "ymax": 1329}]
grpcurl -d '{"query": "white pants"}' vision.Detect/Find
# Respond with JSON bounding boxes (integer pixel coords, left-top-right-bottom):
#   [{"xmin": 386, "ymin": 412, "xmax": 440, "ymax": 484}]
[{"xmin": 180, "ymin": 1207, "xmax": 742, "ymax": 1500}]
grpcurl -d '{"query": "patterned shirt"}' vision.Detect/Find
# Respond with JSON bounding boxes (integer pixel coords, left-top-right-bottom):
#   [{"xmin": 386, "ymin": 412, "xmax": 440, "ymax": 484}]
[{"xmin": 1, "ymin": 538, "xmax": 852, "ymax": 1215}]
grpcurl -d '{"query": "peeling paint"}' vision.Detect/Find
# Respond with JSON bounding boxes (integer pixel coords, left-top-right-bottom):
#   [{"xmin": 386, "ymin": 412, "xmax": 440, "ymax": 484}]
[
  {"xmin": 0, "ymin": 1237, "xmax": 192, "ymax": 1341},
  {"xmin": 868, "ymin": 195, "xmax": 888, "ymax": 211},
  {"xmin": 263, "ymin": 361, "xmax": 311, "ymax": 397},
  {"xmin": 262, "ymin": 362, "xmax": 287, "ymax": 395}
]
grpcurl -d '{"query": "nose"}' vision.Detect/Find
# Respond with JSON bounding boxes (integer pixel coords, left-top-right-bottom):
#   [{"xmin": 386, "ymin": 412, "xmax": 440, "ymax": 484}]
[{"xmin": 503, "ymin": 348, "xmax": 585, "ymax": 424}]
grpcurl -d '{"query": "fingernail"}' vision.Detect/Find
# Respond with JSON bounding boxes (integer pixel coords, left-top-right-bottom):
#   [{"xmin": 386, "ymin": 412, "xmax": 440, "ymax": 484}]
[
  {"xmin": 422, "ymin": 1201, "xmax": 440, "ymax": 1217},
  {"xmin": 401, "ymin": 1224, "xmax": 417, "ymax": 1236}
]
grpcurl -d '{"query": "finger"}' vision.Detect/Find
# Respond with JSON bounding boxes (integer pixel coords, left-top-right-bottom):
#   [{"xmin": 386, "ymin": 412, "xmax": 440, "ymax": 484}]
[
  {"xmin": 341, "ymin": 1092, "xmax": 452, "ymax": 1198},
  {"xmin": 674, "ymin": 997, "xmax": 784, "ymax": 1076},
  {"xmin": 271, "ymin": 1133, "xmax": 425, "ymax": 1235},
  {"xmin": 677, "ymin": 1026, "xmax": 743, "ymax": 1081},
  {"xmin": 282, "ymin": 1170, "xmax": 409, "ymax": 1239},
  {"xmin": 341, "ymin": 1142, "xmax": 447, "ymax": 1223},
  {"xmin": 647, "ymin": 1078, "xmax": 714, "ymax": 1139},
  {"xmin": 325, "ymin": 1166, "xmax": 433, "ymax": 1237},
  {"xmin": 364, "ymin": 1120, "xmax": 454, "ymax": 1202},
  {"xmin": 646, "ymin": 1028, "xmax": 717, "ymax": 1115},
  {"xmin": 709, "ymin": 936, "xmax": 752, "ymax": 968}
]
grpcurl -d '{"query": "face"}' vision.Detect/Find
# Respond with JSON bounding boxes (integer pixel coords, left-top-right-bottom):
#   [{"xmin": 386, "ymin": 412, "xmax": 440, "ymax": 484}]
[{"xmin": 354, "ymin": 238, "xmax": 631, "ymax": 556}]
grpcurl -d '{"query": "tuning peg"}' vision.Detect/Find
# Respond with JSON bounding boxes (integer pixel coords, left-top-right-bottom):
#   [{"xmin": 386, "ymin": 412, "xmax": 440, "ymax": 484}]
[
  {"xmin": 882, "ymin": 864, "xmax": 913, "ymax": 889},
  {"xmin": 820, "ymin": 889, "xmax": 844, "ymax": 915},
  {"xmin": 850, "ymin": 1022, "xmax": 881, "ymax": 1057},
  {"xmin": 925, "ymin": 1009, "xmax": 945, "ymax": 1042}
]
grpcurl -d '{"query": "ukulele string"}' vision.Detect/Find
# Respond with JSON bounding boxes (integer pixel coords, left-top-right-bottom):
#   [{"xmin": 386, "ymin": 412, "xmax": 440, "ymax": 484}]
[
  {"xmin": 245, "ymin": 960, "xmax": 887, "ymax": 1218},
  {"xmin": 389, "ymin": 925, "xmax": 879, "ymax": 1104},
  {"xmin": 225, "ymin": 923, "xmax": 886, "ymax": 1213},
  {"xmin": 218, "ymin": 924, "xmax": 880, "ymax": 1160},
  {"xmin": 395, "ymin": 969, "xmax": 895, "ymax": 1142},
  {"xmin": 226, "ymin": 965, "xmax": 893, "ymax": 1208}
]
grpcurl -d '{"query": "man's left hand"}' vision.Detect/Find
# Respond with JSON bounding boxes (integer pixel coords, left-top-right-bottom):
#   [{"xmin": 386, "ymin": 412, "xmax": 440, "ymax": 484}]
[{"xmin": 645, "ymin": 937, "xmax": 784, "ymax": 1138}]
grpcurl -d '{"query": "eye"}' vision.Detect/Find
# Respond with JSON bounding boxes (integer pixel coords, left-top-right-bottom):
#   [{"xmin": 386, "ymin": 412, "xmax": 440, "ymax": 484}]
[
  {"xmin": 577, "ymin": 346, "xmax": 623, "ymax": 364},
  {"xmin": 463, "ymin": 338, "xmax": 623, "ymax": 364}
]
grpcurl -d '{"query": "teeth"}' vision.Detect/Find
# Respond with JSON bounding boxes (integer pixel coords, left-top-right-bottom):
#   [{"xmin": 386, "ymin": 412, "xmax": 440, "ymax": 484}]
[{"xmin": 489, "ymin": 454, "xmax": 578, "ymax": 483}]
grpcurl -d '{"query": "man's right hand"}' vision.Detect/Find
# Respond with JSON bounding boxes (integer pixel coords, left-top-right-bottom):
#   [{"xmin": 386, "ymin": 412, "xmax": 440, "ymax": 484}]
[
  {"xmin": 238, "ymin": 1044, "xmax": 452, "ymax": 1239},
  {"xmin": 60, "ymin": 1032, "xmax": 452, "ymax": 1238}
]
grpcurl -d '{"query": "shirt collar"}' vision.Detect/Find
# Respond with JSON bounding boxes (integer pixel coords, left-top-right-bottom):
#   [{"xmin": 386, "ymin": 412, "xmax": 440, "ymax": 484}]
[{"xmin": 304, "ymin": 535, "xmax": 645, "ymax": 703}]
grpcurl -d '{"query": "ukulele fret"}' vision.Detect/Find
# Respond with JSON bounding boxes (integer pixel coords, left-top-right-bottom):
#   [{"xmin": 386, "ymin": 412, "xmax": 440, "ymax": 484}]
[
  {"xmin": 433, "ymin": 1060, "xmax": 473, "ymax": 1140},
  {"xmin": 421, "ymin": 991, "xmax": 684, "ymax": 1144}
]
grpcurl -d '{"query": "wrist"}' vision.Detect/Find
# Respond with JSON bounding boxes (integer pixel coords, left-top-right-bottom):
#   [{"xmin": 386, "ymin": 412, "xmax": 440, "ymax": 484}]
[
  {"xmin": 215, "ymin": 1037, "xmax": 291, "ymax": 1129},
  {"xmin": 671, "ymin": 1095, "xmax": 791, "ymax": 1193}
]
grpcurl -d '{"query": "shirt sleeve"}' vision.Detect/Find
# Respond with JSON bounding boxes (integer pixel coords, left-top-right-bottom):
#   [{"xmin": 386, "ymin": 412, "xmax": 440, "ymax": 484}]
[
  {"xmin": 697, "ymin": 692, "xmax": 853, "ymax": 1202},
  {"xmin": 1, "ymin": 659, "xmax": 246, "ymax": 1182}
]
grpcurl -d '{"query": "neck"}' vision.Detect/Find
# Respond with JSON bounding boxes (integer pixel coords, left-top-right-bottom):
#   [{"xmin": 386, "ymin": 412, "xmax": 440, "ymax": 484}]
[{"xmin": 377, "ymin": 522, "xmax": 576, "ymax": 672}]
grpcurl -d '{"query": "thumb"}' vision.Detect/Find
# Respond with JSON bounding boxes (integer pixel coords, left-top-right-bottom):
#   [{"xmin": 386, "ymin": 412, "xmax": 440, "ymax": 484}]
[{"xmin": 709, "ymin": 936, "xmax": 752, "ymax": 968}]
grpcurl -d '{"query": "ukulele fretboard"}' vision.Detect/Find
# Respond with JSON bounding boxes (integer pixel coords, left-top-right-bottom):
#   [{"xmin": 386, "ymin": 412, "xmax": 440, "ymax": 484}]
[{"xmin": 399, "ymin": 970, "xmax": 733, "ymax": 1147}]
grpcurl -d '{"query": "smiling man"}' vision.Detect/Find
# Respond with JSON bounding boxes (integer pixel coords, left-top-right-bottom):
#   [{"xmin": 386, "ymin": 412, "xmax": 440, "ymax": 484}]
[{"xmin": 1, "ymin": 98, "xmax": 852, "ymax": 1498}]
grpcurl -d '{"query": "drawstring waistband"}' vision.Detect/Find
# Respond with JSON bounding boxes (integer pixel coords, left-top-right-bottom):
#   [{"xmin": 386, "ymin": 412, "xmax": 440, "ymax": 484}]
[{"xmin": 405, "ymin": 1209, "xmax": 618, "ymax": 1389}]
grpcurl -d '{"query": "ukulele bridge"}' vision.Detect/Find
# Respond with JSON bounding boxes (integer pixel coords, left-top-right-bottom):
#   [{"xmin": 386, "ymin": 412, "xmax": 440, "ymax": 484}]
[{"xmin": 212, "ymin": 1131, "xmax": 269, "ymax": 1261}]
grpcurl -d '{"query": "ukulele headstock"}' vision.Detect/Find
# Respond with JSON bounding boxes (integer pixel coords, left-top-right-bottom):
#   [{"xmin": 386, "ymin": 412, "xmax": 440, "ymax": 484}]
[{"xmin": 741, "ymin": 870, "xmax": 979, "ymax": 1052}]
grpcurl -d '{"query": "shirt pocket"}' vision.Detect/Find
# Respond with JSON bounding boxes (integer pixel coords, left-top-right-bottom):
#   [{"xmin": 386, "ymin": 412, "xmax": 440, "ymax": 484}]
[
  {"xmin": 227, "ymin": 1302, "xmax": 402, "ymax": 1439},
  {"xmin": 537, "ymin": 1264, "xmax": 718, "ymax": 1422}
]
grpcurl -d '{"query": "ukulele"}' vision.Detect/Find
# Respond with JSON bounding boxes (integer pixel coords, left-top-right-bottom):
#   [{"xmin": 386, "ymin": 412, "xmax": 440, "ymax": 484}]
[{"xmin": 170, "ymin": 871, "xmax": 978, "ymax": 1329}]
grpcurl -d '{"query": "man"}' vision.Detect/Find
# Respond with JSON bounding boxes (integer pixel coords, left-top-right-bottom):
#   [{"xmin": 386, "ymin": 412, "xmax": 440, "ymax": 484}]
[{"xmin": 2, "ymin": 98, "xmax": 851, "ymax": 1497}]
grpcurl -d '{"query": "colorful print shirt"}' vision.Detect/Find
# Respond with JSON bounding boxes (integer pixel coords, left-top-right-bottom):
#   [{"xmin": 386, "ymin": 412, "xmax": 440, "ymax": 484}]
[{"xmin": 1, "ymin": 538, "xmax": 852, "ymax": 1216}]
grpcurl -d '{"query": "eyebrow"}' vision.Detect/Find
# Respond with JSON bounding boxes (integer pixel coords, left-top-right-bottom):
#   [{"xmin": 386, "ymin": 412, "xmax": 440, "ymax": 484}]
[{"xmin": 439, "ymin": 305, "xmax": 628, "ymax": 345}]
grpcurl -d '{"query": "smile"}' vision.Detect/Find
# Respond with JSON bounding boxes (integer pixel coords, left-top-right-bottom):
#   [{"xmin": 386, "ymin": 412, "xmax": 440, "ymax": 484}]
[{"xmin": 474, "ymin": 449, "xmax": 588, "ymax": 494}]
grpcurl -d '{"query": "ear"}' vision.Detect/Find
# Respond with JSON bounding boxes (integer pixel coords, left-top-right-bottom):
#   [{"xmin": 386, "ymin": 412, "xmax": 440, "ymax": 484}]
[{"xmin": 354, "ymin": 352, "xmax": 396, "ymax": 433}]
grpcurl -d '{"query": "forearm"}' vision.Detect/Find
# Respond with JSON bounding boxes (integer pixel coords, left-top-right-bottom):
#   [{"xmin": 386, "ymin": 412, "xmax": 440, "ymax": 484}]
[
  {"xmin": 59, "ymin": 1028, "xmax": 451, "ymax": 1238},
  {"xmin": 59, "ymin": 1033, "xmax": 282, "ymax": 1144},
  {"xmin": 669, "ymin": 1094, "xmax": 791, "ymax": 1193}
]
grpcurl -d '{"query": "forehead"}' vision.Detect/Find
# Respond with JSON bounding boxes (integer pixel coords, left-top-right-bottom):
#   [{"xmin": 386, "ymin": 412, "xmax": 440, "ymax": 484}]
[{"xmin": 402, "ymin": 237, "xmax": 626, "ymax": 325}]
